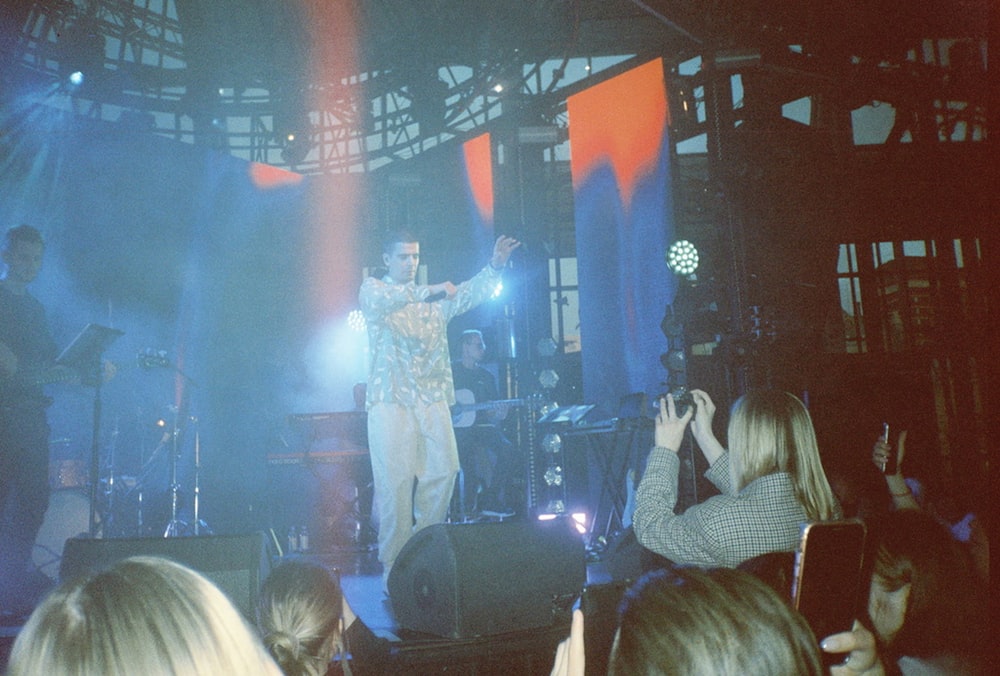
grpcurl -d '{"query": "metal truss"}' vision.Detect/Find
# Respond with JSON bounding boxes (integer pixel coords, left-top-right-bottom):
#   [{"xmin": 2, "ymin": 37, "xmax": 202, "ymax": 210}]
[{"xmin": 5, "ymin": 0, "xmax": 647, "ymax": 175}]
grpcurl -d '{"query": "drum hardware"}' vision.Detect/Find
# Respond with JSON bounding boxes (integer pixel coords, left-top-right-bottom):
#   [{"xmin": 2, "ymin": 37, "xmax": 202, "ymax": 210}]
[
  {"xmin": 54, "ymin": 323, "xmax": 125, "ymax": 537},
  {"xmin": 97, "ymin": 414, "xmax": 122, "ymax": 537},
  {"xmin": 163, "ymin": 405, "xmax": 187, "ymax": 537},
  {"xmin": 163, "ymin": 410, "xmax": 212, "ymax": 538},
  {"xmin": 33, "ymin": 489, "xmax": 91, "ymax": 579},
  {"xmin": 190, "ymin": 424, "xmax": 211, "ymax": 535}
]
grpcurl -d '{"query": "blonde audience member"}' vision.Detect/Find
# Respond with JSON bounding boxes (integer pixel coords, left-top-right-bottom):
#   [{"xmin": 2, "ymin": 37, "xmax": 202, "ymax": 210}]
[
  {"xmin": 258, "ymin": 561, "xmax": 349, "ymax": 676},
  {"xmin": 258, "ymin": 560, "xmax": 387, "ymax": 676},
  {"xmin": 7, "ymin": 556, "xmax": 282, "ymax": 676},
  {"xmin": 634, "ymin": 390, "xmax": 839, "ymax": 567}
]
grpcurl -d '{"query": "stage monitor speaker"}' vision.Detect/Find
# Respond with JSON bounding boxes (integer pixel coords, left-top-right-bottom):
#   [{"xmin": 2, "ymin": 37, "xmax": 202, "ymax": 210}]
[
  {"xmin": 59, "ymin": 532, "xmax": 271, "ymax": 619},
  {"xmin": 388, "ymin": 518, "xmax": 586, "ymax": 639}
]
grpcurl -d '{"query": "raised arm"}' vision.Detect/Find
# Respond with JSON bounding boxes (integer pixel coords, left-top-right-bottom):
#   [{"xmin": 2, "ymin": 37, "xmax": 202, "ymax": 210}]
[
  {"xmin": 872, "ymin": 430, "xmax": 919, "ymax": 511},
  {"xmin": 490, "ymin": 235, "xmax": 521, "ymax": 270},
  {"xmin": 359, "ymin": 276, "xmax": 436, "ymax": 319}
]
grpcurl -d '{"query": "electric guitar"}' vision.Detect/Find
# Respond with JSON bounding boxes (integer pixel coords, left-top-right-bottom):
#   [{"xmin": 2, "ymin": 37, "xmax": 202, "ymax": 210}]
[
  {"xmin": 451, "ymin": 388, "xmax": 530, "ymax": 428},
  {"xmin": 1, "ymin": 348, "xmax": 172, "ymax": 404}
]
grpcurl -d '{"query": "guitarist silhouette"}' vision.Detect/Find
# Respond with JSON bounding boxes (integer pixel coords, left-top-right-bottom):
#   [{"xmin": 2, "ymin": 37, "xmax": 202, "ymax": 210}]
[
  {"xmin": 0, "ymin": 226, "xmax": 65, "ymax": 617},
  {"xmin": 451, "ymin": 329, "xmax": 520, "ymax": 517},
  {"xmin": 0, "ymin": 227, "xmax": 140, "ymax": 619}
]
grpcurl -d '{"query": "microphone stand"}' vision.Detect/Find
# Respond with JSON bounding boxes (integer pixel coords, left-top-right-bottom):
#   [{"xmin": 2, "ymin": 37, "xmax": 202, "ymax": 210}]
[
  {"xmin": 163, "ymin": 404, "xmax": 186, "ymax": 537},
  {"xmin": 191, "ymin": 422, "xmax": 211, "ymax": 535},
  {"xmin": 87, "ymin": 368, "xmax": 104, "ymax": 537},
  {"xmin": 162, "ymin": 365, "xmax": 203, "ymax": 538}
]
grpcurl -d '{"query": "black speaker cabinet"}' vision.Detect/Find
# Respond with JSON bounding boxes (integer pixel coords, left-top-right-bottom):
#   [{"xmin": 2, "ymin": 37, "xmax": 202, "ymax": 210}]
[
  {"xmin": 388, "ymin": 518, "xmax": 586, "ymax": 639},
  {"xmin": 59, "ymin": 532, "xmax": 271, "ymax": 619}
]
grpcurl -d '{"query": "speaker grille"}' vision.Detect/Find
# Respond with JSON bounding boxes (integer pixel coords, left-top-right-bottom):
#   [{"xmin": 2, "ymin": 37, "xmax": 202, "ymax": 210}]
[
  {"xmin": 389, "ymin": 519, "xmax": 585, "ymax": 638},
  {"xmin": 59, "ymin": 532, "xmax": 271, "ymax": 619}
]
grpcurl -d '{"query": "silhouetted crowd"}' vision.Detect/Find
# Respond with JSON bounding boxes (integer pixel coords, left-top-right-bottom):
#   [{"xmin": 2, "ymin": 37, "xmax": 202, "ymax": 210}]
[{"xmin": 4, "ymin": 389, "xmax": 989, "ymax": 675}]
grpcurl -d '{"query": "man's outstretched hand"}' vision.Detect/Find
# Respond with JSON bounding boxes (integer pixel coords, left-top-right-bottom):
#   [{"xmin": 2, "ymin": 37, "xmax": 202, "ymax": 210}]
[{"xmin": 491, "ymin": 235, "xmax": 521, "ymax": 270}]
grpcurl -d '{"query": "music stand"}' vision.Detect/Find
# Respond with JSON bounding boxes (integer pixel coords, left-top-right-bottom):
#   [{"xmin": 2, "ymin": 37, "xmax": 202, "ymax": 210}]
[
  {"xmin": 536, "ymin": 404, "xmax": 595, "ymax": 426},
  {"xmin": 58, "ymin": 323, "xmax": 124, "ymax": 536}
]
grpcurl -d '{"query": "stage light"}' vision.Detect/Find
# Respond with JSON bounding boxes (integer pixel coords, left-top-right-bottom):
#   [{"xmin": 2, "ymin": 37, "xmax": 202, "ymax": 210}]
[
  {"xmin": 492, "ymin": 281, "xmax": 503, "ymax": 298},
  {"xmin": 56, "ymin": 22, "xmax": 105, "ymax": 93},
  {"xmin": 539, "ymin": 369, "xmax": 559, "ymax": 389},
  {"xmin": 543, "ymin": 465, "xmax": 564, "ymax": 487},
  {"xmin": 660, "ymin": 313, "xmax": 684, "ymax": 338},
  {"xmin": 518, "ymin": 126, "xmax": 562, "ymax": 145},
  {"xmin": 347, "ymin": 309, "xmax": 366, "ymax": 332},
  {"xmin": 666, "ymin": 240, "xmax": 699, "ymax": 276},
  {"xmin": 571, "ymin": 512, "xmax": 588, "ymax": 534},
  {"xmin": 536, "ymin": 337, "xmax": 558, "ymax": 357},
  {"xmin": 544, "ymin": 499, "xmax": 566, "ymax": 514},
  {"xmin": 281, "ymin": 135, "xmax": 312, "ymax": 165},
  {"xmin": 541, "ymin": 433, "xmax": 562, "ymax": 454},
  {"xmin": 662, "ymin": 348, "xmax": 686, "ymax": 372}
]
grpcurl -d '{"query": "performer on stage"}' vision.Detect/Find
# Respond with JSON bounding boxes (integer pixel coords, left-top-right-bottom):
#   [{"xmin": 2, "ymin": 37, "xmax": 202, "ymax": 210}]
[
  {"xmin": 360, "ymin": 229, "xmax": 520, "ymax": 592},
  {"xmin": 0, "ymin": 225, "xmax": 60, "ymax": 618},
  {"xmin": 452, "ymin": 329, "xmax": 518, "ymax": 518}
]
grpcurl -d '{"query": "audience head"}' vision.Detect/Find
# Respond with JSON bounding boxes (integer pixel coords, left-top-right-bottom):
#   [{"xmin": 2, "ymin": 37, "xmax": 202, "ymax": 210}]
[
  {"xmin": 867, "ymin": 509, "xmax": 986, "ymax": 662},
  {"xmin": 608, "ymin": 566, "xmax": 823, "ymax": 676},
  {"xmin": 727, "ymin": 390, "xmax": 838, "ymax": 521},
  {"xmin": 257, "ymin": 561, "xmax": 346, "ymax": 676},
  {"xmin": 7, "ymin": 556, "xmax": 281, "ymax": 676}
]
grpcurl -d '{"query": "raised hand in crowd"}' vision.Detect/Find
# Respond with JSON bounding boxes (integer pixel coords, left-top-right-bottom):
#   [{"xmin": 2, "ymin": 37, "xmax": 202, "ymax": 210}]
[
  {"xmin": 871, "ymin": 430, "xmax": 920, "ymax": 510},
  {"xmin": 822, "ymin": 621, "xmax": 886, "ymax": 676},
  {"xmin": 871, "ymin": 429, "xmax": 907, "ymax": 476},
  {"xmin": 652, "ymin": 393, "xmax": 693, "ymax": 452},
  {"xmin": 687, "ymin": 389, "xmax": 725, "ymax": 464},
  {"xmin": 549, "ymin": 608, "xmax": 584, "ymax": 676}
]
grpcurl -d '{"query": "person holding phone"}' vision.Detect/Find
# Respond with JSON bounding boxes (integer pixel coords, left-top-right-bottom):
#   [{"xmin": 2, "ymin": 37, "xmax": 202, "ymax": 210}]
[
  {"xmin": 871, "ymin": 428, "xmax": 921, "ymax": 511},
  {"xmin": 873, "ymin": 426, "xmax": 989, "ymax": 583},
  {"xmin": 633, "ymin": 389, "xmax": 840, "ymax": 568}
]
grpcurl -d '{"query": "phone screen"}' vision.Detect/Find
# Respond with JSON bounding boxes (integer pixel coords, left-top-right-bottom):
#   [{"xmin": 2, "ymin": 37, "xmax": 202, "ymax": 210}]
[
  {"xmin": 792, "ymin": 520, "xmax": 867, "ymax": 659},
  {"xmin": 880, "ymin": 423, "xmax": 897, "ymax": 474}
]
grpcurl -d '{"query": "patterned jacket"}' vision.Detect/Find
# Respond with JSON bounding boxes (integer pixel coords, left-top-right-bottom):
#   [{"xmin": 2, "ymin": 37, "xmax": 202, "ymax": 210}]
[
  {"xmin": 633, "ymin": 449, "xmax": 810, "ymax": 567},
  {"xmin": 359, "ymin": 264, "xmax": 501, "ymax": 409}
]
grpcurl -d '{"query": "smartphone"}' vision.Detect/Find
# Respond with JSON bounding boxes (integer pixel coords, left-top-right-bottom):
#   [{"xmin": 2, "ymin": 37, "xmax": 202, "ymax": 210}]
[
  {"xmin": 792, "ymin": 520, "xmax": 867, "ymax": 664},
  {"xmin": 581, "ymin": 580, "xmax": 631, "ymax": 676},
  {"xmin": 880, "ymin": 422, "xmax": 896, "ymax": 474}
]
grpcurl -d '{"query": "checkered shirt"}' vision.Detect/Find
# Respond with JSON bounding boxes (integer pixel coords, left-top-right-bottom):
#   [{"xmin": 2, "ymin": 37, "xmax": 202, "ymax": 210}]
[{"xmin": 633, "ymin": 448, "xmax": 809, "ymax": 568}]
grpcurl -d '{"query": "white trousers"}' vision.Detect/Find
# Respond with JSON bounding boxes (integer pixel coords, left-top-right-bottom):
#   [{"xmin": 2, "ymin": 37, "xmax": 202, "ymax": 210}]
[{"xmin": 367, "ymin": 400, "xmax": 459, "ymax": 583}]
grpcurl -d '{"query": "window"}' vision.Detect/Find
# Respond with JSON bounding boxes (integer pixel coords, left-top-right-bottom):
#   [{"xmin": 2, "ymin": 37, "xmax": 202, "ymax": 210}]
[{"xmin": 835, "ymin": 238, "xmax": 981, "ymax": 353}]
